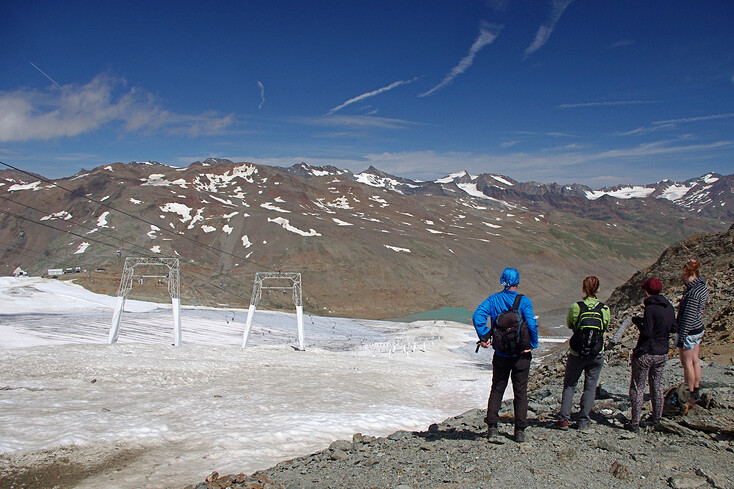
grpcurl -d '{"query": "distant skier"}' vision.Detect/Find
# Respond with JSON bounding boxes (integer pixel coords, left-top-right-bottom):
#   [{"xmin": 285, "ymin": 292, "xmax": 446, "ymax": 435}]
[
  {"xmin": 676, "ymin": 259, "xmax": 708, "ymax": 401},
  {"xmin": 473, "ymin": 267, "xmax": 538, "ymax": 443},
  {"xmin": 554, "ymin": 276, "xmax": 610, "ymax": 431}
]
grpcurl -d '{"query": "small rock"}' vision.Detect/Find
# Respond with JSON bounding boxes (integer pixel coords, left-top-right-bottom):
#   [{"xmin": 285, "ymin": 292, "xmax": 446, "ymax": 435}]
[
  {"xmin": 329, "ymin": 440, "xmax": 352, "ymax": 451},
  {"xmin": 330, "ymin": 449, "xmax": 349, "ymax": 461},
  {"xmin": 656, "ymin": 418, "xmax": 699, "ymax": 437},
  {"xmin": 364, "ymin": 456, "xmax": 379, "ymax": 466},
  {"xmin": 610, "ymin": 461, "xmax": 632, "ymax": 481},
  {"xmin": 205, "ymin": 472, "xmax": 219, "ymax": 483},
  {"xmin": 668, "ymin": 474, "xmax": 708, "ymax": 488},
  {"xmin": 695, "ymin": 468, "xmax": 729, "ymax": 489},
  {"xmin": 388, "ymin": 431, "xmax": 411, "ymax": 441}
]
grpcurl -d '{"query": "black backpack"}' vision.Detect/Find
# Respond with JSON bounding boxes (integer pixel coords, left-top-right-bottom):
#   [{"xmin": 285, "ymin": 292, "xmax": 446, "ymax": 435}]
[
  {"xmin": 569, "ymin": 301, "xmax": 605, "ymax": 357},
  {"xmin": 491, "ymin": 294, "xmax": 530, "ymax": 355}
]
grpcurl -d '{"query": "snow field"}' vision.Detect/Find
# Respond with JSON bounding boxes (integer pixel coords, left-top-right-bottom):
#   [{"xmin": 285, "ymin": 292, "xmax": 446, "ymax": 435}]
[{"xmin": 0, "ymin": 277, "xmax": 492, "ymax": 488}]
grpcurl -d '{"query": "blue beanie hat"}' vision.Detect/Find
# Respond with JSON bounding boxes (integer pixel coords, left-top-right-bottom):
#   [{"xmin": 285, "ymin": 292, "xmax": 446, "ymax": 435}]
[{"xmin": 500, "ymin": 267, "xmax": 520, "ymax": 288}]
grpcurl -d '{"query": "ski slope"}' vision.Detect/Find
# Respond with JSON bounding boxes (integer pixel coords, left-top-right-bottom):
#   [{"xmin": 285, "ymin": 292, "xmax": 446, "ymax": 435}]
[{"xmin": 0, "ymin": 276, "xmax": 500, "ymax": 488}]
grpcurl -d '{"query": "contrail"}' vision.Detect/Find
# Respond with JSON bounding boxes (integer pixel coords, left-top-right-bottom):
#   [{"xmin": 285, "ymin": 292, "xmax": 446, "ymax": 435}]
[
  {"xmin": 326, "ymin": 77, "xmax": 418, "ymax": 115},
  {"xmin": 524, "ymin": 0, "xmax": 574, "ymax": 57},
  {"xmin": 28, "ymin": 60, "xmax": 62, "ymax": 89},
  {"xmin": 419, "ymin": 23, "xmax": 503, "ymax": 98},
  {"xmin": 257, "ymin": 81, "xmax": 265, "ymax": 110}
]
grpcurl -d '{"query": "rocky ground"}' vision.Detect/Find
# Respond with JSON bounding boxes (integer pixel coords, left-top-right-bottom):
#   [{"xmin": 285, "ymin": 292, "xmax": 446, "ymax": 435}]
[{"xmin": 185, "ymin": 341, "xmax": 734, "ymax": 489}]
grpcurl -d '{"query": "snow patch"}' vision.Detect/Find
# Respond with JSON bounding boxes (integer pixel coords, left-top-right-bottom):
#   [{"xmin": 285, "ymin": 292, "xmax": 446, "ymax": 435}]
[
  {"xmin": 73, "ymin": 242, "xmax": 90, "ymax": 254},
  {"xmin": 384, "ymin": 245, "xmax": 411, "ymax": 253},
  {"xmin": 268, "ymin": 217, "xmax": 321, "ymax": 236},
  {"xmin": 8, "ymin": 181, "xmax": 41, "ymax": 192},
  {"xmin": 40, "ymin": 211, "xmax": 72, "ymax": 221},
  {"xmin": 160, "ymin": 203, "xmax": 193, "ymax": 222},
  {"xmin": 261, "ymin": 202, "xmax": 290, "ymax": 213}
]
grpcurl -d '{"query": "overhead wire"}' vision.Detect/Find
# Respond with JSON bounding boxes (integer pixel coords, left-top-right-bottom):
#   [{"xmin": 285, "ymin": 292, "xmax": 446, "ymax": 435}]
[
  {"xmin": 0, "ymin": 206, "xmax": 251, "ymax": 303},
  {"xmin": 0, "ymin": 162, "xmax": 321, "ymax": 306},
  {"xmin": 0, "ymin": 160, "xmax": 282, "ymax": 274}
]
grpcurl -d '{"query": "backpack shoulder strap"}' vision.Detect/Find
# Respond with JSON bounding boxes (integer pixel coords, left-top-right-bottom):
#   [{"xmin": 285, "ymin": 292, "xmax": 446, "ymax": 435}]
[
  {"xmin": 574, "ymin": 301, "xmax": 588, "ymax": 328},
  {"xmin": 511, "ymin": 294, "xmax": 524, "ymax": 311}
]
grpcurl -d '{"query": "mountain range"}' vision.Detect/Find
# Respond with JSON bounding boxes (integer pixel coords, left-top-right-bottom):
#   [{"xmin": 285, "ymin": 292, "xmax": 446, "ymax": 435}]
[{"xmin": 0, "ymin": 159, "xmax": 730, "ymax": 323}]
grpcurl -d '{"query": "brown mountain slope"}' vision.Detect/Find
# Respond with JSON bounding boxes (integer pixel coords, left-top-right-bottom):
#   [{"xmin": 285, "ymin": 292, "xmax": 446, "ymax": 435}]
[{"xmin": 0, "ymin": 160, "xmax": 728, "ymax": 324}]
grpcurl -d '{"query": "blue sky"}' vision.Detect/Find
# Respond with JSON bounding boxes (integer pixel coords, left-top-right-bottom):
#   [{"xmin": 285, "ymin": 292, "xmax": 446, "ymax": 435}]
[{"xmin": 1, "ymin": 0, "xmax": 733, "ymax": 186}]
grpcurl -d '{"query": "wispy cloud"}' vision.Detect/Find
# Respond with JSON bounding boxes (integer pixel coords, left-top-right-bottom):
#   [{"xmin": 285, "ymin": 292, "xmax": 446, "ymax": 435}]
[
  {"xmin": 524, "ymin": 0, "xmax": 574, "ymax": 57},
  {"xmin": 292, "ymin": 114, "xmax": 419, "ymax": 130},
  {"xmin": 558, "ymin": 100, "xmax": 660, "ymax": 109},
  {"xmin": 653, "ymin": 113, "xmax": 734, "ymax": 125},
  {"xmin": 176, "ymin": 137, "xmax": 732, "ymax": 186},
  {"xmin": 348, "ymin": 139, "xmax": 732, "ymax": 184},
  {"xmin": 608, "ymin": 39, "xmax": 635, "ymax": 50},
  {"xmin": 257, "ymin": 81, "xmax": 265, "ymax": 110},
  {"xmin": 326, "ymin": 78, "xmax": 418, "ymax": 115},
  {"xmin": 419, "ymin": 23, "xmax": 503, "ymax": 98},
  {"xmin": 614, "ymin": 124, "xmax": 674, "ymax": 137},
  {"xmin": 0, "ymin": 73, "xmax": 234, "ymax": 142}
]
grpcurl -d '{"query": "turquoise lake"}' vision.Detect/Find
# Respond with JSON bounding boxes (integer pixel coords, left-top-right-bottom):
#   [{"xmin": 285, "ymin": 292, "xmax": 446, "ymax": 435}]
[{"xmin": 389, "ymin": 307, "xmax": 473, "ymax": 325}]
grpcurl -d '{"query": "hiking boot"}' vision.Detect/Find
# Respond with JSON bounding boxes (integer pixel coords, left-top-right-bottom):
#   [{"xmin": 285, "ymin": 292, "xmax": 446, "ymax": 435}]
[
  {"xmin": 624, "ymin": 423, "xmax": 639, "ymax": 433},
  {"xmin": 514, "ymin": 429, "xmax": 526, "ymax": 443},
  {"xmin": 487, "ymin": 426, "xmax": 499, "ymax": 439},
  {"xmin": 575, "ymin": 420, "xmax": 589, "ymax": 430},
  {"xmin": 553, "ymin": 419, "xmax": 569, "ymax": 430},
  {"xmin": 640, "ymin": 417, "xmax": 660, "ymax": 428}
]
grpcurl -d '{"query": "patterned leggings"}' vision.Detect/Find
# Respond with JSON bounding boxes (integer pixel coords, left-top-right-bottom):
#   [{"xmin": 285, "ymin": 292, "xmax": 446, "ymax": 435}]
[{"xmin": 629, "ymin": 353, "xmax": 667, "ymax": 424}]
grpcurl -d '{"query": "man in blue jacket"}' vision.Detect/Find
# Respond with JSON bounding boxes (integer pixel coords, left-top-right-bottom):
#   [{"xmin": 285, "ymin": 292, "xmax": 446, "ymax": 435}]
[{"xmin": 473, "ymin": 267, "xmax": 539, "ymax": 443}]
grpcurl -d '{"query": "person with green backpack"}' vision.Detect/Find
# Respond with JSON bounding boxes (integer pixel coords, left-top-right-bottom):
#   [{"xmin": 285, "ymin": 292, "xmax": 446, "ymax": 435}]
[{"xmin": 554, "ymin": 276, "xmax": 611, "ymax": 430}]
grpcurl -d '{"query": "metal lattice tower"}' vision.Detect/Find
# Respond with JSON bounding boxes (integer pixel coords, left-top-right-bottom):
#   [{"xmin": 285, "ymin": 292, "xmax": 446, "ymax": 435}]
[
  {"xmin": 109, "ymin": 257, "xmax": 182, "ymax": 346},
  {"xmin": 242, "ymin": 272, "xmax": 304, "ymax": 350}
]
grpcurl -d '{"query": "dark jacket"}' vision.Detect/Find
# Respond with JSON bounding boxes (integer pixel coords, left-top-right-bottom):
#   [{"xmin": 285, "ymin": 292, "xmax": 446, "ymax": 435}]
[{"xmin": 633, "ymin": 294, "xmax": 677, "ymax": 357}]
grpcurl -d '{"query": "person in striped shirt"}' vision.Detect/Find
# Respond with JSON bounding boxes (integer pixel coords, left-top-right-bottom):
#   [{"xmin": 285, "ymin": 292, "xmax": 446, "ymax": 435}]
[{"xmin": 676, "ymin": 259, "xmax": 708, "ymax": 401}]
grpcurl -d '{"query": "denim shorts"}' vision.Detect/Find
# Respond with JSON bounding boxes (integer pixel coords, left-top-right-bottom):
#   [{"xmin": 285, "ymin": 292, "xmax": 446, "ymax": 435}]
[{"xmin": 678, "ymin": 331, "xmax": 704, "ymax": 350}]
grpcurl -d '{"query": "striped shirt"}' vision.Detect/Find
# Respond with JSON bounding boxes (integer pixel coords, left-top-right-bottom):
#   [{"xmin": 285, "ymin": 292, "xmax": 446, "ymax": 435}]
[{"xmin": 676, "ymin": 277, "xmax": 708, "ymax": 337}]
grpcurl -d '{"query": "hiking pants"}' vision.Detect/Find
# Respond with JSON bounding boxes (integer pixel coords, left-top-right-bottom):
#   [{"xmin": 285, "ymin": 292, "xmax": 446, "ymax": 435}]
[
  {"xmin": 485, "ymin": 353, "xmax": 531, "ymax": 430},
  {"xmin": 559, "ymin": 352, "xmax": 604, "ymax": 424},
  {"xmin": 629, "ymin": 353, "xmax": 667, "ymax": 424}
]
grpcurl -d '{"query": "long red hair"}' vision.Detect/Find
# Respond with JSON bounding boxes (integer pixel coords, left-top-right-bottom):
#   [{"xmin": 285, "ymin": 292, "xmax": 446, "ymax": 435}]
[
  {"xmin": 582, "ymin": 276, "xmax": 600, "ymax": 299},
  {"xmin": 683, "ymin": 259, "xmax": 701, "ymax": 278}
]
